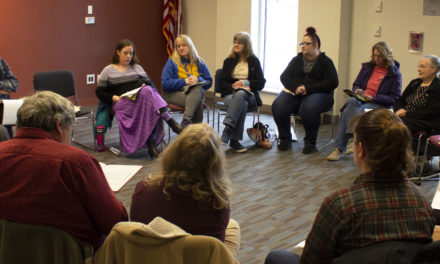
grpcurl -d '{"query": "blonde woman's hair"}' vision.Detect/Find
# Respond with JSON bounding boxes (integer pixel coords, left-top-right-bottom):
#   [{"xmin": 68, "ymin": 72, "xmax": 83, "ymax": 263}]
[
  {"xmin": 228, "ymin": 31, "xmax": 254, "ymax": 59},
  {"xmin": 146, "ymin": 123, "xmax": 232, "ymax": 209},
  {"xmin": 171, "ymin": 34, "xmax": 201, "ymax": 66},
  {"xmin": 17, "ymin": 91, "xmax": 75, "ymax": 131}
]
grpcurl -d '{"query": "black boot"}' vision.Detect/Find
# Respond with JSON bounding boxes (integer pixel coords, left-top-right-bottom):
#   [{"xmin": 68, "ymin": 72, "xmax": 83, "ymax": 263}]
[
  {"xmin": 147, "ymin": 138, "xmax": 160, "ymax": 159},
  {"xmin": 167, "ymin": 118, "xmax": 183, "ymax": 134}
]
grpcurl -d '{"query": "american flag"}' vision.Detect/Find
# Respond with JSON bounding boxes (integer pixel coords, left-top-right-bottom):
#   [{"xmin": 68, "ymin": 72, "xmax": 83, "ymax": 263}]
[{"xmin": 162, "ymin": 0, "xmax": 182, "ymax": 57}]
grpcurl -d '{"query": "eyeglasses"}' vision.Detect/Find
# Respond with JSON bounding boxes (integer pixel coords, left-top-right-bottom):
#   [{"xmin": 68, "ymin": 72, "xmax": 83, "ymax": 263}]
[
  {"xmin": 233, "ymin": 40, "xmax": 244, "ymax": 45},
  {"xmin": 299, "ymin": 42, "xmax": 313, "ymax": 47},
  {"xmin": 417, "ymin": 64, "xmax": 432, "ymax": 69}
]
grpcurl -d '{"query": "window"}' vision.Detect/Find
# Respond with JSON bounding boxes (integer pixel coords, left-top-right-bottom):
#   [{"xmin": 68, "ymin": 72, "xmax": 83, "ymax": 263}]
[{"xmin": 251, "ymin": 0, "xmax": 299, "ymax": 93}]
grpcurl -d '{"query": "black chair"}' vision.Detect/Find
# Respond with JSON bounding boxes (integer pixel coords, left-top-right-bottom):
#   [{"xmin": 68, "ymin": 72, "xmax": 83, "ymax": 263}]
[
  {"xmin": 212, "ymin": 69, "xmax": 260, "ymax": 140},
  {"xmin": 33, "ymin": 70, "xmax": 95, "ymax": 150}
]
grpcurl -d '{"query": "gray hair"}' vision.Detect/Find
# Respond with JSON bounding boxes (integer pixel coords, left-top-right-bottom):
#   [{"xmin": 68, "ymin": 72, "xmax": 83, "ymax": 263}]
[
  {"xmin": 17, "ymin": 91, "xmax": 75, "ymax": 131},
  {"xmin": 423, "ymin": 54, "xmax": 440, "ymax": 75}
]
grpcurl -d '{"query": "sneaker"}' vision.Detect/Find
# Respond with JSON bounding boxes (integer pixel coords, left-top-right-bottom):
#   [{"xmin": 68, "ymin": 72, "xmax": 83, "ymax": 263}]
[
  {"xmin": 229, "ymin": 139, "xmax": 247, "ymax": 153},
  {"xmin": 345, "ymin": 138, "xmax": 354, "ymax": 155},
  {"xmin": 221, "ymin": 126, "xmax": 232, "ymax": 145},
  {"xmin": 327, "ymin": 148, "xmax": 343, "ymax": 161},
  {"xmin": 303, "ymin": 143, "xmax": 318, "ymax": 154},
  {"xmin": 277, "ymin": 139, "xmax": 292, "ymax": 151}
]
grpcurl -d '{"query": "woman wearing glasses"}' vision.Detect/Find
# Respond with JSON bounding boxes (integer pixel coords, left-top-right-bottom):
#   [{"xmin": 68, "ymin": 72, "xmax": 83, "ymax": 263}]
[
  {"xmin": 218, "ymin": 31, "xmax": 266, "ymax": 152},
  {"xmin": 161, "ymin": 34, "xmax": 212, "ymax": 128},
  {"xmin": 272, "ymin": 27, "xmax": 339, "ymax": 153},
  {"xmin": 393, "ymin": 54, "xmax": 440, "ymax": 148}
]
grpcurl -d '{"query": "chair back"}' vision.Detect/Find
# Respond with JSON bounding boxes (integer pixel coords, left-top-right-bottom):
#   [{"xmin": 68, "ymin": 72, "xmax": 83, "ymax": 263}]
[
  {"xmin": 94, "ymin": 219, "xmax": 238, "ymax": 264},
  {"xmin": 33, "ymin": 70, "xmax": 78, "ymax": 104},
  {"xmin": 0, "ymin": 219, "xmax": 92, "ymax": 264},
  {"xmin": 214, "ymin": 69, "xmax": 223, "ymax": 94}
]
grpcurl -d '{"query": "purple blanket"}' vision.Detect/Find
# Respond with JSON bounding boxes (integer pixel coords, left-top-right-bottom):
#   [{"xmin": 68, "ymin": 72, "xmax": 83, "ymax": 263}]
[{"xmin": 113, "ymin": 86, "xmax": 167, "ymax": 153}]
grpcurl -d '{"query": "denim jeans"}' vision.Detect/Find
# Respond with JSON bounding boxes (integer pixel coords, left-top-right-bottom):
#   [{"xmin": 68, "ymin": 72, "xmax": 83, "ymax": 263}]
[
  {"xmin": 335, "ymin": 97, "xmax": 381, "ymax": 151},
  {"xmin": 272, "ymin": 91, "xmax": 333, "ymax": 145},
  {"xmin": 223, "ymin": 90, "xmax": 256, "ymax": 140},
  {"xmin": 264, "ymin": 250, "xmax": 300, "ymax": 264}
]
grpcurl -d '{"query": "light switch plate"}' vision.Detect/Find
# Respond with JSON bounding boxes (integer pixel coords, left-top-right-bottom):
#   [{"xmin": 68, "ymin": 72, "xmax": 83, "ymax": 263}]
[{"xmin": 88, "ymin": 5, "xmax": 93, "ymax": 15}]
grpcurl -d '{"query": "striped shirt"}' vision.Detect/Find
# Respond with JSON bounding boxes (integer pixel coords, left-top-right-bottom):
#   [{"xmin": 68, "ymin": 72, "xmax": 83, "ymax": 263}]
[{"xmin": 301, "ymin": 172, "xmax": 435, "ymax": 264}]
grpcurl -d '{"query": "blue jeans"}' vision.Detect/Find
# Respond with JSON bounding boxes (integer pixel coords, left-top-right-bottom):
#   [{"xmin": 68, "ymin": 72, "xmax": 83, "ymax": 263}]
[
  {"xmin": 264, "ymin": 250, "xmax": 300, "ymax": 264},
  {"xmin": 335, "ymin": 97, "xmax": 381, "ymax": 151},
  {"xmin": 223, "ymin": 90, "xmax": 256, "ymax": 140},
  {"xmin": 272, "ymin": 91, "xmax": 333, "ymax": 145}
]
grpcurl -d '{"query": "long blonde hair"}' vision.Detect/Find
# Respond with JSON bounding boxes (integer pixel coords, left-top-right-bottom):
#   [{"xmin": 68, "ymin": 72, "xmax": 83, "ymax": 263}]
[
  {"xmin": 146, "ymin": 123, "xmax": 232, "ymax": 209},
  {"xmin": 171, "ymin": 34, "xmax": 201, "ymax": 66}
]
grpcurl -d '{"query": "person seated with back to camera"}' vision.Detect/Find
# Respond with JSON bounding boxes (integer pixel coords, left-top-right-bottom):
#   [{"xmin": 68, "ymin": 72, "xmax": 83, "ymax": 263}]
[
  {"xmin": 272, "ymin": 27, "xmax": 339, "ymax": 154},
  {"xmin": 161, "ymin": 34, "xmax": 212, "ymax": 128},
  {"xmin": 130, "ymin": 123, "xmax": 241, "ymax": 259},
  {"xmin": 393, "ymin": 54, "xmax": 440, "ymax": 157},
  {"xmin": 218, "ymin": 31, "xmax": 266, "ymax": 153},
  {"xmin": 95, "ymin": 39, "xmax": 182, "ymax": 158},
  {"xmin": 0, "ymin": 91, "xmax": 128, "ymax": 250},
  {"xmin": 327, "ymin": 41, "xmax": 401, "ymax": 161},
  {"xmin": 265, "ymin": 108, "xmax": 435, "ymax": 264},
  {"xmin": 0, "ymin": 57, "xmax": 19, "ymax": 139}
]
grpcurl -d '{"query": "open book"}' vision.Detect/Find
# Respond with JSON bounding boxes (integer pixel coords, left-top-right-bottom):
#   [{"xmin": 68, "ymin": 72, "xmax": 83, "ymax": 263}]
[
  {"xmin": 343, "ymin": 89, "xmax": 366, "ymax": 102},
  {"xmin": 99, "ymin": 162, "xmax": 143, "ymax": 192},
  {"xmin": 181, "ymin": 81, "xmax": 206, "ymax": 94},
  {"xmin": 120, "ymin": 87, "xmax": 142, "ymax": 100}
]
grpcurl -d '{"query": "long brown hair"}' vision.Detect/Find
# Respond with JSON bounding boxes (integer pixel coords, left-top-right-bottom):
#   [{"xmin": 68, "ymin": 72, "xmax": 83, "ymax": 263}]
[
  {"xmin": 228, "ymin": 31, "xmax": 254, "ymax": 59},
  {"xmin": 370, "ymin": 42, "xmax": 394, "ymax": 68},
  {"xmin": 145, "ymin": 123, "xmax": 232, "ymax": 209},
  {"xmin": 111, "ymin": 39, "xmax": 139, "ymax": 65},
  {"xmin": 350, "ymin": 108, "xmax": 414, "ymax": 177}
]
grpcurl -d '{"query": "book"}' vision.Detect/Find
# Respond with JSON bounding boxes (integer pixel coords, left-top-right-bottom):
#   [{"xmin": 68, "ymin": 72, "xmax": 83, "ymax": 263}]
[
  {"xmin": 120, "ymin": 87, "xmax": 142, "ymax": 100},
  {"xmin": 99, "ymin": 162, "xmax": 143, "ymax": 192},
  {"xmin": 181, "ymin": 81, "xmax": 206, "ymax": 94},
  {"xmin": 233, "ymin": 87, "xmax": 253, "ymax": 95},
  {"xmin": 1, "ymin": 99, "xmax": 24, "ymax": 125},
  {"xmin": 343, "ymin": 89, "xmax": 366, "ymax": 102}
]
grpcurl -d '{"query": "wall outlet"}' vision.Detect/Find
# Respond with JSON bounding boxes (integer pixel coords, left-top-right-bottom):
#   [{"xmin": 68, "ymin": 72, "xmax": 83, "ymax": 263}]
[
  {"xmin": 87, "ymin": 74, "xmax": 95, "ymax": 84},
  {"xmin": 85, "ymin": 16, "xmax": 95, "ymax": 24}
]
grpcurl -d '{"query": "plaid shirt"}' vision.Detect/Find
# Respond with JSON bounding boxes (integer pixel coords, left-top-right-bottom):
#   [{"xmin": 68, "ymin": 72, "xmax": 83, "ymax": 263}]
[{"xmin": 301, "ymin": 172, "xmax": 435, "ymax": 264}]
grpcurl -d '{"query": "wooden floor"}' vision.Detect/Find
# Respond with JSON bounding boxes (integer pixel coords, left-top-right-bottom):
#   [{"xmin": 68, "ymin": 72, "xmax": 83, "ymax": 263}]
[{"xmin": 72, "ymin": 106, "xmax": 439, "ymax": 264}]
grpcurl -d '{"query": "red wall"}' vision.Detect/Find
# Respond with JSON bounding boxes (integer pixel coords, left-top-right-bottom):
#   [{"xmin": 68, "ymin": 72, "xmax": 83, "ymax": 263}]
[{"xmin": 1, "ymin": 0, "xmax": 168, "ymax": 105}]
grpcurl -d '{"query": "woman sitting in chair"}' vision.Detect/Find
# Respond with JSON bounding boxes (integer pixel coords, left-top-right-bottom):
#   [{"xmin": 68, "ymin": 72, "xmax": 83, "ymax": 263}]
[
  {"xmin": 161, "ymin": 34, "xmax": 212, "ymax": 128},
  {"xmin": 272, "ymin": 27, "xmax": 339, "ymax": 154},
  {"xmin": 327, "ymin": 41, "xmax": 402, "ymax": 161},
  {"xmin": 394, "ymin": 54, "xmax": 440, "ymax": 152},
  {"xmin": 130, "ymin": 123, "xmax": 241, "ymax": 258},
  {"xmin": 95, "ymin": 39, "xmax": 182, "ymax": 158},
  {"xmin": 218, "ymin": 32, "xmax": 266, "ymax": 153}
]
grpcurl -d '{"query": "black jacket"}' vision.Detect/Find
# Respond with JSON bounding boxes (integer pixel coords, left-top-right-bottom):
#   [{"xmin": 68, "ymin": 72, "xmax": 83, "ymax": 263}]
[
  {"xmin": 218, "ymin": 55, "xmax": 266, "ymax": 106},
  {"xmin": 393, "ymin": 77, "xmax": 440, "ymax": 120},
  {"xmin": 280, "ymin": 52, "xmax": 339, "ymax": 95}
]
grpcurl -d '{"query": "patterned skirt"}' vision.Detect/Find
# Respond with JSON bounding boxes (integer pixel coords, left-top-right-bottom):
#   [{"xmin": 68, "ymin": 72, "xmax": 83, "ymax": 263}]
[{"xmin": 113, "ymin": 86, "xmax": 167, "ymax": 153}]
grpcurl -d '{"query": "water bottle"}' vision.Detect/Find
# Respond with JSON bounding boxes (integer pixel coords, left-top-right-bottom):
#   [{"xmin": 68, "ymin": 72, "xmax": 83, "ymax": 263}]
[{"xmin": 96, "ymin": 125, "xmax": 105, "ymax": 152}]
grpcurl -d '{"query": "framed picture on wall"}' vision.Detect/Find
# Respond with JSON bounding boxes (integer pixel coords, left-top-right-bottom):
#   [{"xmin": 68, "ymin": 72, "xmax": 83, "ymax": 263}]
[{"xmin": 408, "ymin": 31, "xmax": 424, "ymax": 53}]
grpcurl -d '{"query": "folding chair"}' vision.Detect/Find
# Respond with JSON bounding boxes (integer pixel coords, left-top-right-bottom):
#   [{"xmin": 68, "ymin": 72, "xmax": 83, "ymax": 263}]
[
  {"xmin": 412, "ymin": 133, "xmax": 440, "ymax": 181},
  {"xmin": 33, "ymin": 70, "xmax": 95, "ymax": 151}
]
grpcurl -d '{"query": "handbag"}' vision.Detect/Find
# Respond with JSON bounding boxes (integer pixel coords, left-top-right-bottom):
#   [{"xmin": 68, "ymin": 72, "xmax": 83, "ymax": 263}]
[{"xmin": 246, "ymin": 122, "xmax": 272, "ymax": 149}]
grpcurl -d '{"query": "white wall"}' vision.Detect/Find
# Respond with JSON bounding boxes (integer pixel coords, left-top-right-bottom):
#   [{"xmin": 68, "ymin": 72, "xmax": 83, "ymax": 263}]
[
  {"xmin": 184, "ymin": 0, "xmax": 440, "ymax": 110},
  {"xmin": 349, "ymin": 0, "xmax": 440, "ymax": 94}
]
